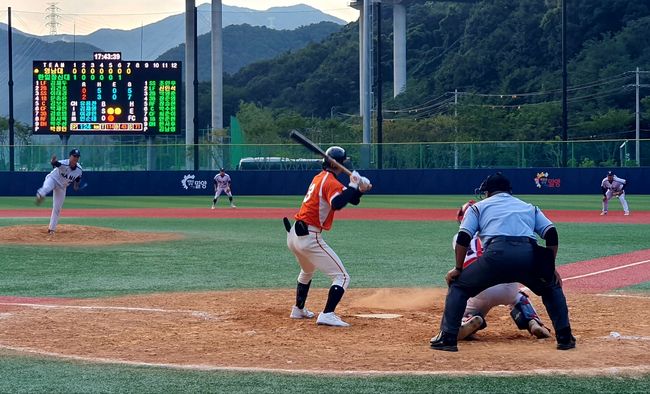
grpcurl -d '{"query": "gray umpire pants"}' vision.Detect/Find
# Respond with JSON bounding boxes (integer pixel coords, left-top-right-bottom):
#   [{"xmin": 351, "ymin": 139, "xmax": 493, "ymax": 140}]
[{"xmin": 441, "ymin": 236, "xmax": 571, "ymax": 336}]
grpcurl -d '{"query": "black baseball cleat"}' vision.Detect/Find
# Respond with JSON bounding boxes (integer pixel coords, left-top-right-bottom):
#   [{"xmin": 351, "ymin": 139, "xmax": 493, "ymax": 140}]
[
  {"xmin": 430, "ymin": 332, "xmax": 458, "ymax": 352},
  {"xmin": 556, "ymin": 327, "xmax": 576, "ymax": 350},
  {"xmin": 556, "ymin": 335, "xmax": 576, "ymax": 350}
]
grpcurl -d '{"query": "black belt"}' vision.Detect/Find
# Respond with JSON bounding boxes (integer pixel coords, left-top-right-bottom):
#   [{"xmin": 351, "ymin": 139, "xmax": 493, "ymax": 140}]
[{"xmin": 485, "ymin": 236, "xmax": 536, "ymax": 248}]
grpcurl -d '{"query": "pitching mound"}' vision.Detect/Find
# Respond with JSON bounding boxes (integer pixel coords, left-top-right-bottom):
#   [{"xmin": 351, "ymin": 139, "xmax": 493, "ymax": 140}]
[
  {"xmin": 0, "ymin": 224, "xmax": 182, "ymax": 246},
  {"xmin": 0, "ymin": 288, "xmax": 649, "ymax": 375}
]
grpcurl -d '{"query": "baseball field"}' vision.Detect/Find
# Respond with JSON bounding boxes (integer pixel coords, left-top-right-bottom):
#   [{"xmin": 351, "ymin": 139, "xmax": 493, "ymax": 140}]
[{"xmin": 1, "ymin": 194, "xmax": 650, "ymax": 393}]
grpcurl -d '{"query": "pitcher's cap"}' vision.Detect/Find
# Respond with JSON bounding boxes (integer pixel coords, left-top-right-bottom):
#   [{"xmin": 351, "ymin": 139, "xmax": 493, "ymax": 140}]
[{"xmin": 69, "ymin": 149, "xmax": 81, "ymax": 157}]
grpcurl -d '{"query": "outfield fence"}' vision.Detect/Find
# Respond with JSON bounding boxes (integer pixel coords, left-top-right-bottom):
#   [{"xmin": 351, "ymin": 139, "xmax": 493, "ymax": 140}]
[{"xmin": 0, "ymin": 139, "xmax": 648, "ymax": 171}]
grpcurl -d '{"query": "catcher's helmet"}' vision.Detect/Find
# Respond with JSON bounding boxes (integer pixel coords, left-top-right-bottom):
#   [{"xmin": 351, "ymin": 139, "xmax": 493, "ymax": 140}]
[
  {"xmin": 322, "ymin": 146, "xmax": 347, "ymax": 169},
  {"xmin": 456, "ymin": 199, "xmax": 476, "ymax": 224},
  {"xmin": 477, "ymin": 172, "xmax": 512, "ymax": 196}
]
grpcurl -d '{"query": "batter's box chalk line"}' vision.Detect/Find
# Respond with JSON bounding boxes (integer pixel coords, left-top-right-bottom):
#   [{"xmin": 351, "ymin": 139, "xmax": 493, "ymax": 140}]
[
  {"xmin": 353, "ymin": 313, "xmax": 402, "ymax": 319},
  {"xmin": 605, "ymin": 332, "xmax": 650, "ymax": 341},
  {"xmin": 0, "ymin": 302, "xmax": 220, "ymax": 321}
]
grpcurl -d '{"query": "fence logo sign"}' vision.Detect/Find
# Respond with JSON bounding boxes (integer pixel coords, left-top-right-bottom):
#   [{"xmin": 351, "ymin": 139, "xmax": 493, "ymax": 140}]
[
  {"xmin": 534, "ymin": 171, "xmax": 561, "ymax": 189},
  {"xmin": 181, "ymin": 174, "xmax": 207, "ymax": 190}
]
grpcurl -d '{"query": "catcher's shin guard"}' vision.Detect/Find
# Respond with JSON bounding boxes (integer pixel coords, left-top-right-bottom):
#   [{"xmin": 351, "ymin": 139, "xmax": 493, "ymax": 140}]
[{"xmin": 510, "ymin": 292, "xmax": 547, "ymax": 333}]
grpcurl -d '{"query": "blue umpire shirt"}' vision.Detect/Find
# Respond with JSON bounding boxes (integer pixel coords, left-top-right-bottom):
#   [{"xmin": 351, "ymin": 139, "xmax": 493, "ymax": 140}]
[{"xmin": 459, "ymin": 193, "xmax": 555, "ymax": 245}]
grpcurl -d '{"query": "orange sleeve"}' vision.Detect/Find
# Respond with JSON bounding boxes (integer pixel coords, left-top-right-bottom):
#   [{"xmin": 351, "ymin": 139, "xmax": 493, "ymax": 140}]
[{"xmin": 321, "ymin": 175, "xmax": 344, "ymax": 205}]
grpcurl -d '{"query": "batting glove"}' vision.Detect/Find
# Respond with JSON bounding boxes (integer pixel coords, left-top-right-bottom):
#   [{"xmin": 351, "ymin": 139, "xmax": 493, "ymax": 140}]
[
  {"xmin": 349, "ymin": 170, "xmax": 361, "ymax": 189},
  {"xmin": 359, "ymin": 176, "xmax": 372, "ymax": 193}
]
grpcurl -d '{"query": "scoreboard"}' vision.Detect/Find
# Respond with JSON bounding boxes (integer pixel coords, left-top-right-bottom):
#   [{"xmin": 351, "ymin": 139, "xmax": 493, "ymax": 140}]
[{"xmin": 33, "ymin": 57, "xmax": 182, "ymax": 135}]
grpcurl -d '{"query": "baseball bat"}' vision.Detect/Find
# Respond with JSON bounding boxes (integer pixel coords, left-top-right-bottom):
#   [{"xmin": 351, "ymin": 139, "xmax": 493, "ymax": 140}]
[{"xmin": 289, "ymin": 129, "xmax": 352, "ymax": 176}]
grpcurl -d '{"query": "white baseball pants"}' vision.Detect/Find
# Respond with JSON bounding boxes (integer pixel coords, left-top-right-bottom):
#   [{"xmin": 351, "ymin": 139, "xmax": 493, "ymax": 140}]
[
  {"xmin": 464, "ymin": 282, "xmax": 520, "ymax": 317},
  {"xmin": 287, "ymin": 225, "xmax": 350, "ymax": 289},
  {"xmin": 603, "ymin": 190, "xmax": 629, "ymax": 213},
  {"xmin": 214, "ymin": 187, "xmax": 232, "ymax": 199},
  {"xmin": 37, "ymin": 174, "xmax": 67, "ymax": 232}
]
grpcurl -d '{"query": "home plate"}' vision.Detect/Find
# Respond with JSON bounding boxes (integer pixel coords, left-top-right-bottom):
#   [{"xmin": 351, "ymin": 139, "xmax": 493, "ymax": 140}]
[{"xmin": 354, "ymin": 313, "xmax": 402, "ymax": 319}]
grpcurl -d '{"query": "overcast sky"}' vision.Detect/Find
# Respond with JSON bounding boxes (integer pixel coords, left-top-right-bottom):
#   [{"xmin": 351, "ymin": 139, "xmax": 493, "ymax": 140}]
[{"xmin": 0, "ymin": 1, "xmax": 358, "ymax": 35}]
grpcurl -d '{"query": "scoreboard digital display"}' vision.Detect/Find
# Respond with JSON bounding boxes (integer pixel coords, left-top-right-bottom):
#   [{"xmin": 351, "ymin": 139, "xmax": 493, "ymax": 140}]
[{"xmin": 33, "ymin": 58, "xmax": 182, "ymax": 134}]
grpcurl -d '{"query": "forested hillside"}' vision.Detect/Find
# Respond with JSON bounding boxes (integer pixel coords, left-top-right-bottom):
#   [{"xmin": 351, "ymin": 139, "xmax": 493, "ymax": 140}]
[
  {"xmin": 212, "ymin": 0, "xmax": 650, "ymax": 143},
  {"xmin": 158, "ymin": 22, "xmax": 343, "ymax": 75}
]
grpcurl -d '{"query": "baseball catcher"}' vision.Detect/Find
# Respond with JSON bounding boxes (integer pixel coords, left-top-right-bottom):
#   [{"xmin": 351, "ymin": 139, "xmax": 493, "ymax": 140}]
[{"xmin": 440, "ymin": 200, "xmax": 552, "ymax": 340}]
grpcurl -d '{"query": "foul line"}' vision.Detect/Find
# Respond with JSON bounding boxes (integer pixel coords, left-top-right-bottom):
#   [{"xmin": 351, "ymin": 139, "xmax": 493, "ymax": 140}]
[
  {"xmin": 1, "ymin": 343, "xmax": 649, "ymax": 377},
  {"xmin": 562, "ymin": 259, "xmax": 650, "ymax": 282},
  {"xmin": 0, "ymin": 302, "xmax": 218, "ymax": 320}
]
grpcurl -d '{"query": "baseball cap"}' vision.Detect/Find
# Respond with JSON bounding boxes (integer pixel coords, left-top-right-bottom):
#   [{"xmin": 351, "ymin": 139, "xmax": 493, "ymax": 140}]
[
  {"xmin": 69, "ymin": 149, "xmax": 81, "ymax": 157},
  {"xmin": 607, "ymin": 171, "xmax": 614, "ymax": 176},
  {"xmin": 219, "ymin": 167, "xmax": 225, "ymax": 172}
]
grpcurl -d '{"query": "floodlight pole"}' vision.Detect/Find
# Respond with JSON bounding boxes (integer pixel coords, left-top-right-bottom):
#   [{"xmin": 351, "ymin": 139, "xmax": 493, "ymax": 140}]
[
  {"xmin": 8, "ymin": 7, "xmax": 15, "ymax": 172},
  {"xmin": 561, "ymin": 0, "xmax": 568, "ymax": 167}
]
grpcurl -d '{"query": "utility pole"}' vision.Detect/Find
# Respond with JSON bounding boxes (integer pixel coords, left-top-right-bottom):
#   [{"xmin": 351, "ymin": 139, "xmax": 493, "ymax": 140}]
[
  {"xmin": 454, "ymin": 89, "xmax": 458, "ymax": 169},
  {"xmin": 636, "ymin": 67, "xmax": 640, "ymax": 167},
  {"xmin": 375, "ymin": 1, "xmax": 383, "ymax": 169}
]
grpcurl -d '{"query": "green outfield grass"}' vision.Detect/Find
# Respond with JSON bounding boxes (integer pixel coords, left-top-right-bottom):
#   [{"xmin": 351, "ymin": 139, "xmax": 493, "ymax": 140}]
[
  {"xmin": 1, "ymin": 354, "xmax": 649, "ymax": 394},
  {"xmin": 1, "ymin": 194, "xmax": 650, "ymax": 210},
  {"xmin": 0, "ymin": 195, "xmax": 649, "ymax": 392}
]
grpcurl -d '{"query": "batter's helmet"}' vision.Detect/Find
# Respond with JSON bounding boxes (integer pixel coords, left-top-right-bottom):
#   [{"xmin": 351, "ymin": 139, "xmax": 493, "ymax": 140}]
[
  {"xmin": 456, "ymin": 200, "xmax": 476, "ymax": 224},
  {"xmin": 322, "ymin": 146, "xmax": 347, "ymax": 169},
  {"xmin": 477, "ymin": 172, "xmax": 512, "ymax": 195}
]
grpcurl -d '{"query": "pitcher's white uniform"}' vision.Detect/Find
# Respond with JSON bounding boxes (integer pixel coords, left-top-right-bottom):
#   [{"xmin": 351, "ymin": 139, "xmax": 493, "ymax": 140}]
[
  {"xmin": 36, "ymin": 158, "xmax": 82, "ymax": 232},
  {"xmin": 601, "ymin": 172, "xmax": 629, "ymax": 215}
]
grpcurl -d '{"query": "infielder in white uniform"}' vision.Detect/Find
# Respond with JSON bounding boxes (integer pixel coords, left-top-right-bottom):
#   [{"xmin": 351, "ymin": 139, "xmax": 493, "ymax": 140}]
[
  {"xmin": 212, "ymin": 168, "xmax": 236, "ymax": 209},
  {"xmin": 450, "ymin": 200, "xmax": 551, "ymax": 340},
  {"xmin": 35, "ymin": 149, "xmax": 83, "ymax": 234},
  {"xmin": 600, "ymin": 171, "xmax": 629, "ymax": 216}
]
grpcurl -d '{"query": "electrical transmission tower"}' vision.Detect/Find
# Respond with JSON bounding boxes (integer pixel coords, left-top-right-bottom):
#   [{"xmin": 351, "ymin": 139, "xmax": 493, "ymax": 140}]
[{"xmin": 45, "ymin": 2, "xmax": 61, "ymax": 35}]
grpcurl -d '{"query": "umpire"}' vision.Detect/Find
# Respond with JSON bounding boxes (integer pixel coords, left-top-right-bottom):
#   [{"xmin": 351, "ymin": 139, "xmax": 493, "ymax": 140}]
[{"xmin": 431, "ymin": 172, "xmax": 575, "ymax": 352}]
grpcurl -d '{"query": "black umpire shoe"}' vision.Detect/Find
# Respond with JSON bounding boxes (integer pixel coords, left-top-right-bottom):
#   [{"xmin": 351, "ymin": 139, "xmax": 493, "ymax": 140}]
[
  {"xmin": 556, "ymin": 327, "xmax": 576, "ymax": 350},
  {"xmin": 430, "ymin": 332, "xmax": 458, "ymax": 352}
]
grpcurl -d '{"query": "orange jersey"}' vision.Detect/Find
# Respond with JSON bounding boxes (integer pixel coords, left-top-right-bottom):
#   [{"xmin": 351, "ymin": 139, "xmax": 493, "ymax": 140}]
[{"xmin": 295, "ymin": 170, "xmax": 345, "ymax": 231}]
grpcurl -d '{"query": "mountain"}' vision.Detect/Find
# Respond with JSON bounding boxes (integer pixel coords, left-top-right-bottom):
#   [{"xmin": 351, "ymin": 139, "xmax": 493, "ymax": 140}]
[
  {"xmin": 0, "ymin": 18, "xmax": 342, "ymax": 124},
  {"xmin": 29, "ymin": 3, "xmax": 346, "ymax": 61},
  {"xmin": 217, "ymin": 0, "xmax": 650, "ymax": 141},
  {"xmin": 0, "ymin": 30, "xmax": 102, "ymax": 125},
  {"xmin": 158, "ymin": 22, "xmax": 342, "ymax": 76}
]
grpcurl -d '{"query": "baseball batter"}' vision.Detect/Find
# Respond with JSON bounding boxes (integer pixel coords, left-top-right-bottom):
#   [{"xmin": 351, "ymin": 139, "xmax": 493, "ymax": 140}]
[
  {"xmin": 212, "ymin": 168, "xmax": 236, "ymax": 209},
  {"xmin": 35, "ymin": 149, "xmax": 83, "ymax": 234},
  {"xmin": 451, "ymin": 200, "xmax": 551, "ymax": 340},
  {"xmin": 600, "ymin": 171, "xmax": 629, "ymax": 215},
  {"xmin": 285, "ymin": 146, "xmax": 371, "ymax": 327}
]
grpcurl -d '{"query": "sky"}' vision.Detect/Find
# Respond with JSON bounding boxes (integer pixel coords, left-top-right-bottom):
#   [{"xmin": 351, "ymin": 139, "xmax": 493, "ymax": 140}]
[{"xmin": 0, "ymin": 1, "xmax": 358, "ymax": 35}]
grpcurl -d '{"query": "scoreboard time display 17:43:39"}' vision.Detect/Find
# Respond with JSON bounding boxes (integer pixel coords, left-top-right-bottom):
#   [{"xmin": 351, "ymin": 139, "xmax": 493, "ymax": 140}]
[{"xmin": 33, "ymin": 57, "xmax": 182, "ymax": 135}]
